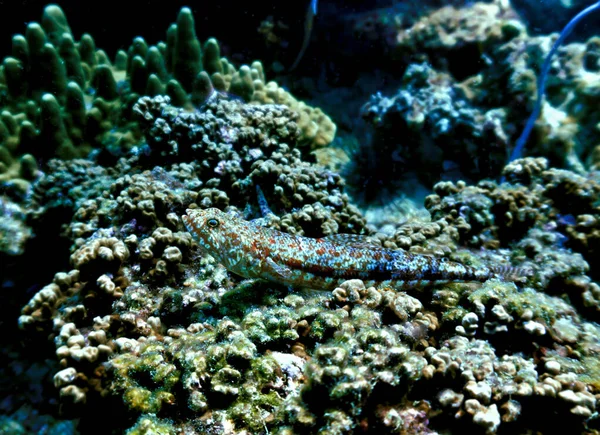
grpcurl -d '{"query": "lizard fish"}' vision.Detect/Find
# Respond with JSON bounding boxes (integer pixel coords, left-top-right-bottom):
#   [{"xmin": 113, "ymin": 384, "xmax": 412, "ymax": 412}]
[{"xmin": 183, "ymin": 208, "xmax": 522, "ymax": 291}]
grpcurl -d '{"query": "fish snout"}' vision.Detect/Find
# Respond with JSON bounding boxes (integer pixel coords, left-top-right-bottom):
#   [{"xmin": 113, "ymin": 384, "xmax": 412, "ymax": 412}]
[{"xmin": 182, "ymin": 212, "xmax": 198, "ymax": 234}]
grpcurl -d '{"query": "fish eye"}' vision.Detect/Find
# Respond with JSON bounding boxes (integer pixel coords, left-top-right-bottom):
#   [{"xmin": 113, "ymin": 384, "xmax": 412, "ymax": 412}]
[{"xmin": 206, "ymin": 218, "xmax": 219, "ymax": 228}]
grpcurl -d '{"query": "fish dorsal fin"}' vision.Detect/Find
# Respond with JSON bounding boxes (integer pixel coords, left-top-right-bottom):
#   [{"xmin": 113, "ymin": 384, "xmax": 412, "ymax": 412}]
[
  {"xmin": 250, "ymin": 217, "xmax": 269, "ymax": 227},
  {"xmin": 321, "ymin": 233, "xmax": 382, "ymax": 249}
]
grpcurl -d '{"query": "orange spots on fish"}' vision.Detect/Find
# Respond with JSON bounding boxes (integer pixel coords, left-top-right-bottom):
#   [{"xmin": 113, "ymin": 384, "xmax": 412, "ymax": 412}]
[
  {"xmin": 250, "ymin": 240, "xmax": 261, "ymax": 256},
  {"xmin": 182, "ymin": 215, "xmax": 197, "ymax": 233},
  {"xmin": 285, "ymin": 257, "xmax": 304, "ymax": 269}
]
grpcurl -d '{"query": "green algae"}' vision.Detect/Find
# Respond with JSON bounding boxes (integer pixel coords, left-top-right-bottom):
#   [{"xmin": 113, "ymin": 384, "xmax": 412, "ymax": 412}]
[
  {"xmin": 469, "ymin": 280, "xmax": 574, "ymax": 324},
  {"xmin": 125, "ymin": 414, "xmax": 175, "ymax": 435},
  {"xmin": 309, "ymin": 309, "xmax": 349, "ymax": 341},
  {"xmin": 243, "ymin": 307, "xmax": 300, "ymax": 346},
  {"xmin": 111, "ymin": 342, "xmax": 180, "ymax": 413}
]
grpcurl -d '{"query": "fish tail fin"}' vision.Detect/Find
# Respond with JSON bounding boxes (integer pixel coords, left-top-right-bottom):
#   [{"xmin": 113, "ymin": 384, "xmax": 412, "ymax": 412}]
[{"xmin": 490, "ymin": 265, "xmax": 533, "ymax": 283}]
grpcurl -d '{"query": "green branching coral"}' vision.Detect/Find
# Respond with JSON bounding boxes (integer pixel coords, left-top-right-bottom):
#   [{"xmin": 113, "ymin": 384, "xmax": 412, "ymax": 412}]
[{"xmin": 0, "ymin": 4, "xmax": 336, "ymax": 196}]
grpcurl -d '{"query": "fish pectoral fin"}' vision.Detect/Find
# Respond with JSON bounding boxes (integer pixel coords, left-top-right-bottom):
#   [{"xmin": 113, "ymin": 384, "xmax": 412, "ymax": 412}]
[
  {"xmin": 265, "ymin": 257, "xmax": 294, "ymax": 280},
  {"xmin": 298, "ymin": 287, "xmax": 329, "ymax": 296}
]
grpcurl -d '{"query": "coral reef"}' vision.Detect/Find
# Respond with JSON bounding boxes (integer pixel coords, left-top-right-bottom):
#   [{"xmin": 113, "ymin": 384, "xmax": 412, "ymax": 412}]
[
  {"xmin": 346, "ymin": 0, "xmax": 600, "ymax": 202},
  {"xmin": 7, "ymin": 9, "xmax": 357, "ymax": 429},
  {"xmin": 16, "ymin": 138, "xmax": 600, "ymax": 435},
  {"xmin": 360, "ymin": 63, "xmax": 509, "ymax": 186},
  {"xmin": 133, "ymin": 94, "xmax": 364, "ymax": 236},
  {"xmin": 2, "ymin": 2, "xmax": 600, "ymax": 435},
  {"xmin": 0, "ymin": 197, "xmax": 30, "ymax": 255},
  {"xmin": 0, "ymin": 5, "xmax": 335, "ymax": 198},
  {"xmin": 426, "ymin": 158, "xmax": 599, "ymax": 272}
]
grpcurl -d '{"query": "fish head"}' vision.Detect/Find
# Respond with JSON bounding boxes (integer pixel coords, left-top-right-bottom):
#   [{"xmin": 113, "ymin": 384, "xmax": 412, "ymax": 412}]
[{"xmin": 182, "ymin": 208, "xmax": 236, "ymax": 263}]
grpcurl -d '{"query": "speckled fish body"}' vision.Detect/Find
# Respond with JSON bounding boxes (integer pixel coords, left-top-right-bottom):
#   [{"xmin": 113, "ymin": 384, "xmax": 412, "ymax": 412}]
[{"xmin": 182, "ymin": 208, "xmax": 498, "ymax": 291}]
